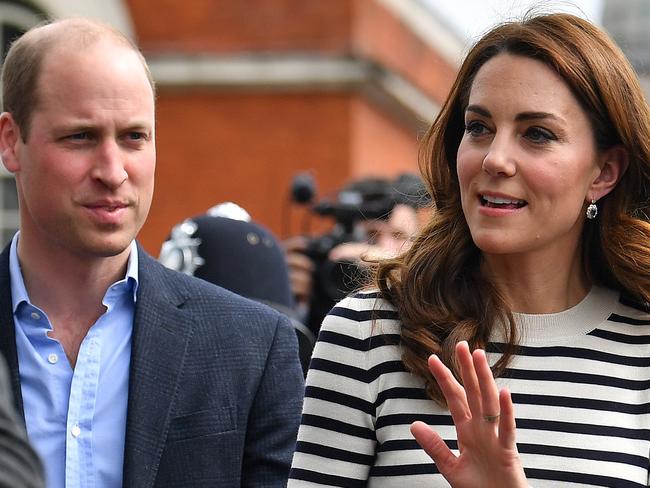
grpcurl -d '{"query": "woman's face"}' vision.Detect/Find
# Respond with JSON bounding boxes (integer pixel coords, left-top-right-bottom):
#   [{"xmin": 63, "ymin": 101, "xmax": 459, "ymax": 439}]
[{"xmin": 457, "ymin": 53, "xmax": 603, "ymax": 260}]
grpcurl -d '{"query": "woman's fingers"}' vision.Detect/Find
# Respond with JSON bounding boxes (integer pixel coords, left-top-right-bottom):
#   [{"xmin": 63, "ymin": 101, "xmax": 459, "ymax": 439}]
[
  {"xmin": 427, "ymin": 354, "xmax": 471, "ymax": 423},
  {"xmin": 429, "ymin": 344, "xmax": 505, "ymax": 431},
  {"xmin": 498, "ymin": 388, "xmax": 517, "ymax": 449},
  {"xmin": 417, "ymin": 344, "xmax": 525, "ymax": 487},
  {"xmin": 410, "ymin": 421, "xmax": 458, "ymax": 474},
  {"xmin": 473, "ymin": 348, "xmax": 501, "ymax": 424},
  {"xmin": 456, "ymin": 341, "xmax": 484, "ymax": 420}
]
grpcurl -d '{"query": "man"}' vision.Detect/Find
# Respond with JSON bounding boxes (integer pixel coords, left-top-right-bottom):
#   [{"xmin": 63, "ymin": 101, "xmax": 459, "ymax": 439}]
[{"xmin": 0, "ymin": 18, "xmax": 304, "ymax": 487}]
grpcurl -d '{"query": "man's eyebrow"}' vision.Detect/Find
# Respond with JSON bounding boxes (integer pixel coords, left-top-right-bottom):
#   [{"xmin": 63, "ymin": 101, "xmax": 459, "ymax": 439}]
[
  {"xmin": 54, "ymin": 123, "xmax": 97, "ymax": 133},
  {"xmin": 123, "ymin": 124, "xmax": 153, "ymax": 133}
]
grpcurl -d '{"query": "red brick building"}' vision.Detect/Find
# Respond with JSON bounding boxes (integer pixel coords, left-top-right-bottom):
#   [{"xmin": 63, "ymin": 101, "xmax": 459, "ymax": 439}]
[{"xmin": 0, "ymin": 0, "xmax": 462, "ymax": 253}]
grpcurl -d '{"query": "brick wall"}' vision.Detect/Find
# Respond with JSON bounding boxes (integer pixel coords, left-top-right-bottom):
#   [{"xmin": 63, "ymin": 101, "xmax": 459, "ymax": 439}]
[{"xmin": 124, "ymin": 0, "xmax": 458, "ymax": 254}]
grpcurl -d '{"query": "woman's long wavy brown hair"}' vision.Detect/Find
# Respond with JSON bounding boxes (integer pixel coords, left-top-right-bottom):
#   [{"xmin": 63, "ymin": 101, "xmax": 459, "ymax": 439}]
[{"xmin": 375, "ymin": 13, "xmax": 650, "ymax": 405}]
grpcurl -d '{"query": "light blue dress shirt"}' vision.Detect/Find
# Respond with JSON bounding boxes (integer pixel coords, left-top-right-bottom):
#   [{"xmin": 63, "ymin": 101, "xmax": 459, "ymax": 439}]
[{"xmin": 10, "ymin": 234, "xmax": 138, "ymax": 488}]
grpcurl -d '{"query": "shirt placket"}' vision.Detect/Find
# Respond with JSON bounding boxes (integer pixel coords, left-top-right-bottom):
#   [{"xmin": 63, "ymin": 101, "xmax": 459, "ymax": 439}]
[{"xmin": 65, "ymin": 329, "xmax": 102, "ymax": 488}]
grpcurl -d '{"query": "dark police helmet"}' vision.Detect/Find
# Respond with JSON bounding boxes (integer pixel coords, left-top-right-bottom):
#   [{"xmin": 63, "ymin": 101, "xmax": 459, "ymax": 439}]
[{"xmin": 159, "ymin": 204, "xmax": 314, "ymax": 373}]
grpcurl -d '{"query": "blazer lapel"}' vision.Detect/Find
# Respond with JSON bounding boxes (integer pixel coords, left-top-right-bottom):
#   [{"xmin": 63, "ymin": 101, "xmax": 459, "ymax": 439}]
[
  {"xmin": 122, "ymin": 250, "xmax": 194, "ymax": 488},
  {"xmin": 0, "ymin": 244, "xmax": 24, "ymax": 418}
]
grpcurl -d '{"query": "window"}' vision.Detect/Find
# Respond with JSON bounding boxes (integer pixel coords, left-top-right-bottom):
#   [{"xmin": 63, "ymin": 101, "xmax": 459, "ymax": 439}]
[
  {"xmin": 0, "ymin": 166, "xmax": 17, "ymax": 245},
  {"xmin": 0, "ymin": 2, "xmax": 45, "ymax": 246}
]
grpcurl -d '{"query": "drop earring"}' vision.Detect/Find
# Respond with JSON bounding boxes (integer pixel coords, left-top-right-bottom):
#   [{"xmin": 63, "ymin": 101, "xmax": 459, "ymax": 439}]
[{"xmin": 586, "ymin": 199, "xmax": 598, "ymax": 220}]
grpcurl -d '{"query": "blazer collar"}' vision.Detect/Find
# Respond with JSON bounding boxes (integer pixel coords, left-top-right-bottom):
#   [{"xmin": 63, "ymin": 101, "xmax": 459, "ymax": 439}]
[{"xmin": 122, "ymin": 246, "xmax": 194, "ymax": 488}]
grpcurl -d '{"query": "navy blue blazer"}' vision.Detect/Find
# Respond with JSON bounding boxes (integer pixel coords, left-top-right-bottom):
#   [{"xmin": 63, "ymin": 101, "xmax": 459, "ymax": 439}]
[{"xmin": 0, "ymin": 244, "xmax": 304, "ymax": 487}]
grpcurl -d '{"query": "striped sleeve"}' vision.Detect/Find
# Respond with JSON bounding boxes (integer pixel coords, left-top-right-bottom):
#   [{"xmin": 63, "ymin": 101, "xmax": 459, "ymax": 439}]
[{"xmin": 289, "ymin": 292, "xmax": 398, "ymax": 487}]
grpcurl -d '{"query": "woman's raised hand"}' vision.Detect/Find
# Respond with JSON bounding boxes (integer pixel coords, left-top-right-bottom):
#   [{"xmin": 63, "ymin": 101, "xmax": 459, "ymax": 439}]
[{"xmin": 410, "ymin": 341, "xmax": 528, "ymax": 488}]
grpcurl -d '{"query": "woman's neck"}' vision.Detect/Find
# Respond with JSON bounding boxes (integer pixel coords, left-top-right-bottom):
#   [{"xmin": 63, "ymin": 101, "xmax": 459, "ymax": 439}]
[{"xmin": 481, "ymin": 247, "xmax": 590, "ymax": 314}]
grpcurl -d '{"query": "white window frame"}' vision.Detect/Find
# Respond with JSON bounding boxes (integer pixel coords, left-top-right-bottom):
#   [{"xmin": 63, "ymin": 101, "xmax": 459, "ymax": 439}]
[{"xmin": 0, "ymin": 164, "xmax": 18, "ymax": 245}]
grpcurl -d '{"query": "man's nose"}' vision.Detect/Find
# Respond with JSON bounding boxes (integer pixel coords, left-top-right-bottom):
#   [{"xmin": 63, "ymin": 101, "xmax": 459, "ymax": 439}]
[{"xmin": 91, "ymin": 140, "xmax": 128, "ymax": 189}]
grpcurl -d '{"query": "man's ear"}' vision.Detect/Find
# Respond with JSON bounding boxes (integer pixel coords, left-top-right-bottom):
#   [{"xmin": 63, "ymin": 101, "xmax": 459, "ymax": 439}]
[
  {"xmin": 0, "ymin": 112, "xmax": 22, "ymax": 173},
  {"xmin": 589, "ymin": 145, "xmax": 628, "ymax": 201}
]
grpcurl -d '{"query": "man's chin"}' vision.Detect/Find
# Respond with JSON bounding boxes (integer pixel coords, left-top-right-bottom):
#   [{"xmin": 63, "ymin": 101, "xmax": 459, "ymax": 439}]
[{"xmin": 74, "ymin": 233, "xmax": 135, "ymax": 259}]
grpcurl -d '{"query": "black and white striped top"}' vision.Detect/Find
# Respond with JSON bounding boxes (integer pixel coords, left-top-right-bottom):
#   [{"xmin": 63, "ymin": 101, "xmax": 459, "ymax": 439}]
[{"xmin": 289, "ymin": 286, "xmax": 650, "ymax": 487}]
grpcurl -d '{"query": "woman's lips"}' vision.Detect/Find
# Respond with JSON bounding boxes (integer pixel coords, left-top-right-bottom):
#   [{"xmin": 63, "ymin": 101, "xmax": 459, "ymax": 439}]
[{"xmin": 480, "ymin": 194, "xmax": 527, "ymax": 209}]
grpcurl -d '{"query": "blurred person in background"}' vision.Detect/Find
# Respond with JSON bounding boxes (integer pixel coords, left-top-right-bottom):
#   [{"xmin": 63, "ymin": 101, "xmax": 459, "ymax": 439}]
[
  {"xmin": 289, "ymin": 12, "xmax": 650, "ymax": 487},
  {"xmin": 284, "ymin": 173, "xmax": 430, "ymax": 335},
  {"xmin": 328, "ymin": 200, "xmax": 423, "ymax": 262}
]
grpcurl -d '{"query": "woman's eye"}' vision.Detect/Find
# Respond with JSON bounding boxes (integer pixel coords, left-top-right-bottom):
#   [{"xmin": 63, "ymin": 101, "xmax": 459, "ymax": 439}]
[
  {"xmin": 465, "ymin": 121, "xmax": 488, "ymax": 137},
  {"xmin": 525, "ymin": 127, "xmax": 556, "ymax": 144}
]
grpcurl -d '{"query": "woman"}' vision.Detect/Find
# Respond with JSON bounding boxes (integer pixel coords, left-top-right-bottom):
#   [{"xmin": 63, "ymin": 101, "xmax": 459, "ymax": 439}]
[{"xmin": 289, "ymin": 12, "xmax": 650, "ymax": 488}]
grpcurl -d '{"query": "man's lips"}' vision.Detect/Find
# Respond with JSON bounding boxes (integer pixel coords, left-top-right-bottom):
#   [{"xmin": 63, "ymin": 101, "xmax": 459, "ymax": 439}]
[
  {"xmin": 83, "ymin": 199, "xmax": 130, "ymax": 210},
  {"xmin": 85, "ymin": 204, "xmax": 128, "ymax": 211},
  {"xmin": 81, "ymin": 200, "xmax": 132, "ymax": 224}
]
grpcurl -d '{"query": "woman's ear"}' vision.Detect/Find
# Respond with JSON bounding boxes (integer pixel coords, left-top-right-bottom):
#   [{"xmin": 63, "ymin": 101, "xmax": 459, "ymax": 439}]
[
  {"xmin": 589, "ymin": 145, "xmax": 628, "ymax": 201},
  {"xmin": 0, "ymin": 112, "xmax": 22, "ymax": 173}
]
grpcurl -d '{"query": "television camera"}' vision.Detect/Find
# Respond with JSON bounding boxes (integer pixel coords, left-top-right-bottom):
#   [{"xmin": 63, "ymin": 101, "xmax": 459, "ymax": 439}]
[{"xmin": 290, "ymin": 172, "xmax": 427, "ymax": 333}]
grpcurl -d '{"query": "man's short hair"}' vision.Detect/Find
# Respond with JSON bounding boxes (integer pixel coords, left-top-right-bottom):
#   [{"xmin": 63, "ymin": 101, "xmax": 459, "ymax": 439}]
[{"xmin": 1, "ymin": 17, "xmax": 155, "ymax": 141}]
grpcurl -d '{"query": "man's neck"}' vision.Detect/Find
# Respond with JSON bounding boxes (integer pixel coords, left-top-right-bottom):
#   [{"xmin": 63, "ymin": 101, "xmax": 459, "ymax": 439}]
[{"xmin": 16, "ymin": 237, "xmax": 132, "ymax": 366}]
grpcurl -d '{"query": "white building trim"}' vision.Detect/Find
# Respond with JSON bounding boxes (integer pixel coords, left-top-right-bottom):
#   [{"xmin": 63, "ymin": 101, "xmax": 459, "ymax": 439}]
[
  {"xmin": 29, "ymin": 0, "xmax": 133, "ymax": 38},
  {"xmin": 148, "ymin": 56, "xmax": 369, "ymax": 89},
  {"xmin": 375, "ymin": 0, "xmax": 464, "ymax": 66},
  {"xmin": 147, "ymin": 54, "xmax": 439, "ymax": 123}
]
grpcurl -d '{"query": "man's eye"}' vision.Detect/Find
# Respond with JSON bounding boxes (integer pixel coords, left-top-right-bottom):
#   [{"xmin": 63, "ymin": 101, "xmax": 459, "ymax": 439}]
[
  {"xmin": 366, "ymin": 230, "xmax": 379, "ymax": 244},
  {"xmin": 68, "ymin": 132, "xmax": 90, "ymax": 140},
  {"xmin": 127, "ymin": 132, "xmax": 146, "ymax": 141}
]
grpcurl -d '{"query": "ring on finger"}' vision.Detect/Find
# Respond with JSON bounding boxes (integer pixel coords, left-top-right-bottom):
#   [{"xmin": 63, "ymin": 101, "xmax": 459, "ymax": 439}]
[{"xmin": 483, "ymin": 413, "xmax": 500, "ymax": 423}]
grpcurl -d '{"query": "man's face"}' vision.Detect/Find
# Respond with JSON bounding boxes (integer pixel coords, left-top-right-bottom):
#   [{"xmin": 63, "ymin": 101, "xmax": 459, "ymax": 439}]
[
  {"xmin": 4, "ymin": 39, "xmax": 155, "ymax": 259},
  {"xmin": 364, "ymin": 204, "xmax": 420, "ymax": 254}
]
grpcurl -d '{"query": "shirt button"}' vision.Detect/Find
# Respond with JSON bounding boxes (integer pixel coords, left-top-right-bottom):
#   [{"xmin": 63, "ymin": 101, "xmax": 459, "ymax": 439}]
[
  {"xmin": 71, "ymin": 425, "xmax": 81, "ymax": 438},
  {"xmin": 47, "ymin": 353, "xmax": 58, "ymax": 364},
  {"xmin": 30, "ymin": 312, "xmax": 40, "ymax": 320}
]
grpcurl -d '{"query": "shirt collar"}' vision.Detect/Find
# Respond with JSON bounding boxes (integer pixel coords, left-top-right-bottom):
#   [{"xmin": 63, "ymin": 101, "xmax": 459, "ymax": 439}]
[
  {"xmin": 124, "ymin": 241, "xmax": 140, "ymax": 301},
  {"xmin": 9, "ymin": 232, "xmax": 140, "ymax": 313},
  {"xmin": 9, "ymin": 233, "xmax": 28, "ymax": 313}
]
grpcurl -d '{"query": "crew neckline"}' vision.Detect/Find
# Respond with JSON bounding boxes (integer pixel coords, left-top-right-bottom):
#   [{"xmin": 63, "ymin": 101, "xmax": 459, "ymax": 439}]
[{"xmin": 508, "ymin": 286, "xmax": 619, "ymax": 343}]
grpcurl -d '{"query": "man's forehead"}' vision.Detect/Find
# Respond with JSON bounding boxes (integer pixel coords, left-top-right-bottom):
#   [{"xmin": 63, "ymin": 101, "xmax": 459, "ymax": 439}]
[
  {"xmin": 362, "ymin": 220, "xmax": 388, "ymax": 232},
  {"xmin": 32, "ymin": 41, "xmax": 155, "ymax": 121},
  {"xmin": 45, "ymin": 35, "xmax": 131, "ymax": 62},
  {"xmin": 38, "ymin": 39, "xmax": 148, "ymax": 87},
  {"xmin": 30, "ymin": 18, "xmax": 128, "ymax": 46}
]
